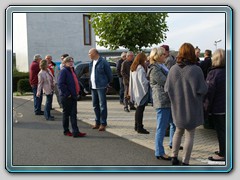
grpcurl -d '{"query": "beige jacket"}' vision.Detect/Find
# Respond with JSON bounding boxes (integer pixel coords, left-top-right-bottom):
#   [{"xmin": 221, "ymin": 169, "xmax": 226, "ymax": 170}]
[{"xmin": 37, "ymin": 69, "xmax": 55, "ymax": 96}]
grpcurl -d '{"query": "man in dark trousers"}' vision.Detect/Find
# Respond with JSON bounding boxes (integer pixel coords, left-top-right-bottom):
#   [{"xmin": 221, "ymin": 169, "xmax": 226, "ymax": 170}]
[
  {"xmin": 121, "ymin": 51, "xmax": 136, "ymax": 112},
  {"xmin": 29, "ymin": 54, "xmax": 43, "ymax": 115},
  {"xmin": 116, "ymin": 52, "xmax": 127, "ymax": 105}
]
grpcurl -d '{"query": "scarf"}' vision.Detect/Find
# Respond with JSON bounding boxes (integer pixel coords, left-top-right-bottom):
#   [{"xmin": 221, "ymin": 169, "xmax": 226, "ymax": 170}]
[{"xmin": 70, "ymin": 67, "xmax": 80, "ymax": 95}]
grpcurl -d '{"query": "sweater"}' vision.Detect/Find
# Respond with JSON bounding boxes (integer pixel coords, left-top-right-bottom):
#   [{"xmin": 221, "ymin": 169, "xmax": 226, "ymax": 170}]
[{"xmin": 165, "ymin": 64, "xmax": 208, "ymax": 129}]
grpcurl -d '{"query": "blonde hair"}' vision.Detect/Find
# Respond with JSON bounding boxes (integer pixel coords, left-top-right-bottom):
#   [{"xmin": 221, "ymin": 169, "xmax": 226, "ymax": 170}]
[
  {"xmin": 149, "ymin": 47, "xmax": 165, "ymax": 64},
  {"xmin": 212, "ymin": 49, "xmax": 225, "ymax": 67},
  {"xmin": 39, "ymin": 59, "xmax": 48, "ymax": 70}
]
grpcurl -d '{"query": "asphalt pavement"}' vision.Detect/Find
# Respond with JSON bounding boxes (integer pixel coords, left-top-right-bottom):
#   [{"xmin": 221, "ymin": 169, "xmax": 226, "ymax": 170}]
[
  {"xmin": 10, "ymin": 94, "xmax": 230, "ymax": 172},
  {"xmin": 12, "ymin": 97, "xmax": 171, "ymax": 166}
]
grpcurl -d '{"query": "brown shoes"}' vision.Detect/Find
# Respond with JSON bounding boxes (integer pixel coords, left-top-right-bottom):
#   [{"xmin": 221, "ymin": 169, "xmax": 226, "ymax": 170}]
[
  {"xmin": 92, "ymin": 124, "xmax": 100, "ymax": 129},
  {"xmin": 98, "ymin": 125, "xmax": 106, "ymax": 131},
  {"xmin": 92, "ymin": 124, "xmax": 106, "ymax": 131}
]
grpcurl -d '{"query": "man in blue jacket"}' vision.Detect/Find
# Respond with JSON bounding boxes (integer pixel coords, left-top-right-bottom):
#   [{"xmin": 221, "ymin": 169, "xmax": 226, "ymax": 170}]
[{"xmin": 88, "ymin": 48, "xmax": 113, "ymax": 131}]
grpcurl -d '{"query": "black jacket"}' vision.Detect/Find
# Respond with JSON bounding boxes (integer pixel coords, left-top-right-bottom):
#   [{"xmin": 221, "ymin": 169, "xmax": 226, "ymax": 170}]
[
  {"xmin": 200, "ymin": 57, "xmax": 212, "ymax": 79},
  {"xmin": 204, "ymin": 67, "xmax": 226, "ymax": 115}
]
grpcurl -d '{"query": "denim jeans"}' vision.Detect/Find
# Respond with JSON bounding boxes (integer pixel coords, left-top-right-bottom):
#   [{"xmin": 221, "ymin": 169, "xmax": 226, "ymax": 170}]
[
  {"xmin": 32, "ymin": 86, "xmax": 43, "ymax": 114},
  {"xmin": 119, "ymin": 77, "xmax": 124, "ymax": 103},
  {"xmin": 61, "ymin": 96, "xmax": 79, "ymax": 135},
  {"xmin": 44, "ymin": 94, "xmax": 53, "ymax": 119},
  {"xmin": 155, "ymin": 107, "xmax": 172, "ymax": 156},
  {"xmin": 91, "ymin": 88, "xmax": 108, "ymax": 126}
]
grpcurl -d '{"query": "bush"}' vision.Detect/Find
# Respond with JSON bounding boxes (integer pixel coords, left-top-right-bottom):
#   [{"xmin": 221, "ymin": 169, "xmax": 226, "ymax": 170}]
[
  {"xmin": 17, "ymin": 79, "xmax": 32, "ymax": 95},
  {"xmin": 13, "ymin": 70, "xmax": 29, "ymax": 92}
]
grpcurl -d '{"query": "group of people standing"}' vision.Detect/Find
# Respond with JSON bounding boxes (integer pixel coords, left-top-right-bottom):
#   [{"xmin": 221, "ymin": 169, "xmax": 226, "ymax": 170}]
[
  {"xmin": 117, "ymin": 43, "xmax": 226, "ymax": 165},
  {"xmin": 29, "ymin": 48, "xmax": 112, "ymax": 137},
  {"xmin": 29, "ymin": 43, "xmax": 226, "ymax": 165},
  {"xmin": 29, "ymin": 53, "xmax": 86, "ymax": 137}
]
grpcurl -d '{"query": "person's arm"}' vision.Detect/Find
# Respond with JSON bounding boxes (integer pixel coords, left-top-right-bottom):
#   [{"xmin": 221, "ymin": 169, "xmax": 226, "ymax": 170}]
[{"xmin": 36, "ymin": 73, "xmax": 43, "ymax": 97}]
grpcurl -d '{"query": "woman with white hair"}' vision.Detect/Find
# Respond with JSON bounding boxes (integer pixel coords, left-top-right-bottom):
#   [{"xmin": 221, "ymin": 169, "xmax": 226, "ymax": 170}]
[{"xmin": 204, "ymin": 48, "xmax": 226, "ymax": 161}]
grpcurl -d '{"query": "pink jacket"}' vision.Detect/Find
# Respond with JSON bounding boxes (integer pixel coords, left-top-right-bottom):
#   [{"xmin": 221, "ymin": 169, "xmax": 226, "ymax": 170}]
[{"xmin": 37, "ymin": 69, "xmax": 55, "ymax": 96}]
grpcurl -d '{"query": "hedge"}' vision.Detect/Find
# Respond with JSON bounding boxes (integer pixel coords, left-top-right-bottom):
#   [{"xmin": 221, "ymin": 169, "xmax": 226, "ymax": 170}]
[
  {"xmin": 17, "ymin": 79, "xmax": 32, "ymax": 94},
  {"xmin": 13, "ymin": 71, "xmax": 29, "ymax": 92}
]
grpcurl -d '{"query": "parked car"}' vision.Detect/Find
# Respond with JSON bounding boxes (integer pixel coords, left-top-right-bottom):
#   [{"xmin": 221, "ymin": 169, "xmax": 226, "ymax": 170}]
[{"xmin": 74, "ymin": 61, "xmax": 120, "ymax": 100}]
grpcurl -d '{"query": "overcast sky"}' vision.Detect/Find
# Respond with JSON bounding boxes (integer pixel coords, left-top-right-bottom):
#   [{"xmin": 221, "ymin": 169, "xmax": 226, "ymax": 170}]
[
  {"xmin": 97, "ymin": 12, "xmax": 226, "ymax": 53},
  {"xmin": 163, "ymin": 13, "xmax": 225, "ymax": 52}
]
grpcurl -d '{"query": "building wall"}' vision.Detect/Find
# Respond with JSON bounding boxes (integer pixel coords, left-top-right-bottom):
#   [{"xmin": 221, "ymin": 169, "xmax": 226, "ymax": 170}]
[
  {"xmin": 13, "ymin": 13, "xmax": 28, "ymax": 72},
  {"xmin": 13, "ymin": 13, "xmax": 95, "ymax": 72}
]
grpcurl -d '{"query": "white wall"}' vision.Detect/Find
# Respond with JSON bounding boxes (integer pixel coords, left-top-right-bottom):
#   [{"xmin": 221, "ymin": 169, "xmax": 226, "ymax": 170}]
[
  {"xmin": 13, "ymin": 13, "xmax": 95, "ymax": 72},
  {"xmin": 27, "ymin": 13, "xmax": 95, "ymax": 65},
  {"xmin": 13, "ymin": 13, "xmax": 28, "ymax": 72}
]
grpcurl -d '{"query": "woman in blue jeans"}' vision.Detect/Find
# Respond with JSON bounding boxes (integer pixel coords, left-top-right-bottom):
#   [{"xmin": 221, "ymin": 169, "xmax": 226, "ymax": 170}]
[
  {"xmin": 148, "ymin": 47, "xmax": 173, "ymax": 161},
  {"xmin": 37, "ymin": 59, "xmax": 54, "ymax": 120}
]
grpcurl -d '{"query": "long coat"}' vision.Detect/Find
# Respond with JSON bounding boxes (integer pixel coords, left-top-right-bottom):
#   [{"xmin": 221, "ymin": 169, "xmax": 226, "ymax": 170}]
[{"xmin": 165, "ymin": 64, "xmax": 208, "ymax": 129}]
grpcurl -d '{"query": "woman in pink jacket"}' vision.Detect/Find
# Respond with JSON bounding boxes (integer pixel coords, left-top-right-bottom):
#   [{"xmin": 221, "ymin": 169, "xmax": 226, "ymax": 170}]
[{"xmin": 37, "ymin": 59, "xmax": 55, "ymax": 120}]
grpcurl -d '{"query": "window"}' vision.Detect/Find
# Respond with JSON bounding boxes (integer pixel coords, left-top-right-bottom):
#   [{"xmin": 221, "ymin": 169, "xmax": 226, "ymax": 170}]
[{"xmin": 83, "ymin": 15, "xmax": 91, "ymax": 45}]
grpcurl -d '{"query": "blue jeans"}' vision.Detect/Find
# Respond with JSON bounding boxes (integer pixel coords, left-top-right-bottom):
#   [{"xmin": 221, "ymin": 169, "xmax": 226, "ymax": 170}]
[
  {"xmin": 61, "ymin": 96, "xmax": 79, "ymax": 135},
  {"xmin": 155, "ymin": 107, "xmax": 173, "ymax": 156},
  {"xmin": 44, "ymin": 94, "xmax": 53, "ymax": 119},
  {"xmin": 32, "ymin": 86, "xmax": 43, "ymax": 114},
  {"xmin": 119, "ymin": 77, "xmax": 124, "ymax": 103},
  {"xmin": 91, "ymin": 88, "xmax": 108, "ymax": 126}
]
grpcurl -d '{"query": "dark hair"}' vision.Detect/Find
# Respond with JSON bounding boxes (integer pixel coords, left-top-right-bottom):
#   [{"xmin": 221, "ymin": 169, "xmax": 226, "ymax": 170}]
[
  {"xmin": 177, "ymin": 43, "xmax": 197, "ymax": 64},
  {"xmin": 205, "ymin": 49, "xmax": 212, "ymax": 57},
  {"xmin": 130, "ymin": 52, "xmax": 147, "ymax": 72},
  {"xmin": 61, "ymin": 54, "xmax": 69, "ymax": 58}
]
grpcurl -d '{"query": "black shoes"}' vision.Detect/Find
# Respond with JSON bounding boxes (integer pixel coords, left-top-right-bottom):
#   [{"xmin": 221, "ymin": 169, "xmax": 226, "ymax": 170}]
[
  {"xmin": 137, "ymin": 128, "xmax": 150, "ymax": 134},
  {"xmin": 130, "ymin": 107, "xmax": 136, "ymax": 110},
  {"xmin": 172, "ymin": 157, "xmax": 180, "ymax": 165},
  {"xmin": 124, "ymin": 107, "xmax": 130, "ymax": 112},
  {"xmin": 156, "ymin": 155, "xmax": 171, "ymax": 161},
  {"xmin": 46, "ymin": 116, "xmax": 54, "ymax": 121},
  {"xmin": 35, "ymin": 111, "xmax": 44, "ymax": 115},
  {"xmin": 171, "ymin": 157, "xmax": 190, "ymax": 165},
  {"xmin": 169, "ymin": 146, "xmax": 183, "ymax": 150}
]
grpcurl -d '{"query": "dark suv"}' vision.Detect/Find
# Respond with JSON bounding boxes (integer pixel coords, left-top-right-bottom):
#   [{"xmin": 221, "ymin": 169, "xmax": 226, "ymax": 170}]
[{"xmin": 74, "ymin": 61, "xmax": 120, "ymax": 100}]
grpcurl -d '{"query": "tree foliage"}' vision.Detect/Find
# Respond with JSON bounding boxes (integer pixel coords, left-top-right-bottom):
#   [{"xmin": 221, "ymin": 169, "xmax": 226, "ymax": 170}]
[{"xmin": 90, "ymin": 13, "xmax": 169, "ymax": 52}]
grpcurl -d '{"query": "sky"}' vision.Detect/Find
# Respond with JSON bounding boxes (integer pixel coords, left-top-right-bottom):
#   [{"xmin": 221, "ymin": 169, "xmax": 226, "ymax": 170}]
[
  {"xmin": 162, "ymin": 13, "xmax": 225, "ymax": 52},
  {"xmin": 97, "ymin": 13, "xmax": 226, "ymax": 53}
]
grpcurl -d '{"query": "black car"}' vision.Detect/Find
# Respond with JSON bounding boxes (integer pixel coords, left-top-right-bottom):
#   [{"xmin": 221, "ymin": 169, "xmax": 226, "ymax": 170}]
[{"xmin": 74, "ymin": 61, "xmax": 120, "ymax": 100}]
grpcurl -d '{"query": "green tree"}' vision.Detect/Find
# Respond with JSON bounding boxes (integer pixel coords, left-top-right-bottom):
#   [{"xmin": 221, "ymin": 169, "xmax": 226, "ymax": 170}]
[{"xmin": 90, "ymin": 13, "xmax": 168, "ymax": 52}]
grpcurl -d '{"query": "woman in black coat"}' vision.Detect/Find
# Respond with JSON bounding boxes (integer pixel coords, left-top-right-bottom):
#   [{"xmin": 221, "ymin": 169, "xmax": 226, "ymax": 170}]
[{"xmin": 204, "ymin": 48, "xmax": 226, "ymax": 161}]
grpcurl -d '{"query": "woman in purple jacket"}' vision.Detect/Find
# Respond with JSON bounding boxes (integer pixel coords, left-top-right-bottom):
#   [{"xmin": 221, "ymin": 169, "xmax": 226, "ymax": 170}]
[{"xmin": 204, "ymin": 49, "xmax": 226, "ymax": 161}]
